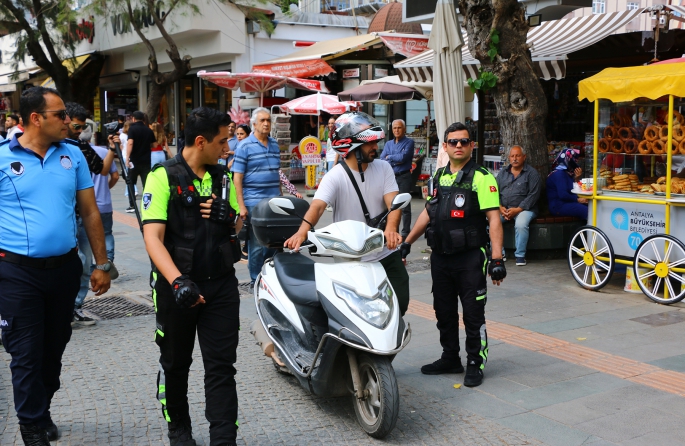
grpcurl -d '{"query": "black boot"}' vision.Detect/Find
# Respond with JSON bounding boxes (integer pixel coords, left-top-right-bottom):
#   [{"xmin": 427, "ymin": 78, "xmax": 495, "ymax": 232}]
[
  {"xmin": 464, "ymin": 363, "xmax": 484, "ymax": 387},
  {"xmin": 420, "ymin": 357, "xmax": 464, "ymax": 375},
  {"xmin": 19, "ymin": 424, "xmax": 50, "ymax": 446},
  {"xmin": 168, "ymin": 420, "xmax": 197, "ymax": 446},
  {"xmin": 45, "ymin": 420, "xmax": 59, "ymax": 441}
]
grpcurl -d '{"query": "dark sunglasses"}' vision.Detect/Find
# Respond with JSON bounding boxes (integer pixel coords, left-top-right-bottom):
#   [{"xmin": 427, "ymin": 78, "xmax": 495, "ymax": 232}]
[
  {"xmin": 40, "ymin": 109, "xmax": 68, "ymax": 120},
  {"xmin": 446, "ymin": 138, "xmax": 471, "ymax": 147},
  {"xmin": 71, "ymin": 123, "xmax": 84, "ymax": 130}
]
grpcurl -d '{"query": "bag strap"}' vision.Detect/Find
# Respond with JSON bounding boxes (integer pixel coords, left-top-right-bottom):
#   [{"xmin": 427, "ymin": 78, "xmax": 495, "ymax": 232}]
[{"xmin": 340, "ymin": 161, "xmax": 371, "ymax": 224}]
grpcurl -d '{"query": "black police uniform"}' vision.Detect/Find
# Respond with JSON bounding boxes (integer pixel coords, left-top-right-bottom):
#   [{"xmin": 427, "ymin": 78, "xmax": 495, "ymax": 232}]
[
  {"xmin": 144, "ymin": 154, "xmax": 241, "ymax": 444},
  {"xmin": 425, "ymin": 160, "xmax": 499, "ymax": 370}
]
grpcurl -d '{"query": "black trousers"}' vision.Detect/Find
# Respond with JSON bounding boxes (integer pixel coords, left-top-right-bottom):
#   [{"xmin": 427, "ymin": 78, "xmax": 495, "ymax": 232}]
[
  {"xmin": 128, "ymin": 163, "xmax": 151, "ymax": 190},
  {"xmin": 430, "ymin": 248, "xmax": 488, "ymax": 368},
  {"xmin": 0, "ymin": 252, "xmax": 81, "ymax": 426},
  {"xmin": 153, "ymin": 271, "xmax": 240, "ymax": 445},
  {"xmin": 395, "ymin": 171, "xmax": 413, "ymax": 237},
  {"xmin": 380, "ymin": 251, "xmax": 410, "ymax": 316}
]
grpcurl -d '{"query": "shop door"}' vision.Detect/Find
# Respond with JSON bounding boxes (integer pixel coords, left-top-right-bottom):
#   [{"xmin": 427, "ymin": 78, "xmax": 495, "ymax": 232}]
[{"xmin": 179, "ymin": 78, "xmax": 198, "ymax": 138}]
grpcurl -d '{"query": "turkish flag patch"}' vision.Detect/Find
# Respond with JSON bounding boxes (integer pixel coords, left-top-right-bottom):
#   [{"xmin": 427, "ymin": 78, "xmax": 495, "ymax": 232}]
[
  {"xmin": 451, "ymin": 210, "xmax": 464, "ymax": 218},
  {"xmin": 490, "ymin": 186, "xmax": 497, "ymax": 192}
]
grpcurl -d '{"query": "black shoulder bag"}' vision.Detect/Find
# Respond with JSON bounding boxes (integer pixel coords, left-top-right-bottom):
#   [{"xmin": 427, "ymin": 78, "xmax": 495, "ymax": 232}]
[{"xmin": 340, "ymin": 161, "xmax": 388, "ymax": 230}]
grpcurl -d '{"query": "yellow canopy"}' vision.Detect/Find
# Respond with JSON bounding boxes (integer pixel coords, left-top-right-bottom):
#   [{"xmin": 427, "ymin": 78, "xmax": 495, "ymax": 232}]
[{"xmin": 578, "ymin": 62, "xmax": 685, "ymax": 103}]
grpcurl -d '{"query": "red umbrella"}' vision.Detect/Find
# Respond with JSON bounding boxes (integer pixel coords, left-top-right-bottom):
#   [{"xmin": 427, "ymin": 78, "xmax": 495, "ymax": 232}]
[
  {"xmin": 279, "ymin": 93, "xmax": 360, "ymax": 116},
  {"xmin": 197, "ymin": 71, "xmax": 329, "ymax": 106},
  {"xmin": 652, "ymin": 57, "xmax": 685, "ymax": 65}
]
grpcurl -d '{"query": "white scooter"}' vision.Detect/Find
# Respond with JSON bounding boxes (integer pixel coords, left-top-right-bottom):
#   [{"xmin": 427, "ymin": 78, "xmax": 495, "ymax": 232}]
[{"xmin": 250, "ymin": 193, "xmax": 412, "ymax": 438}]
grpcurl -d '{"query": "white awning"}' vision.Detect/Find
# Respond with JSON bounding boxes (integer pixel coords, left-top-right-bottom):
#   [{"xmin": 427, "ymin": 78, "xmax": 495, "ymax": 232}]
[
  {"xmin": 395, "ymin": 9, "xmax": 644, "ymax": 82},
  {"xmin": 667, "ymin": 4, "xmax": 685, "ymax": 17}
]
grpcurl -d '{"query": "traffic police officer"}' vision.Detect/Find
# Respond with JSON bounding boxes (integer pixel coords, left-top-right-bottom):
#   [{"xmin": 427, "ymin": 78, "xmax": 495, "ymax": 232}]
[
  {"xmin": 142, "ymin": 107, "xmax": 242, "ymax": 446},
  {"xmin": 0, "ymin": 87, "xmax": 111, "ymax": 445},
  {"xmin": 401, "ymin": 122, "xmax": 506, "ymax": 387}
]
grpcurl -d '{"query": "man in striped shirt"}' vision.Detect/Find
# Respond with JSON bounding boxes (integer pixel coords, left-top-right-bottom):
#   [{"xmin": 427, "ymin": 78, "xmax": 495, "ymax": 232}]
[{"xmin": 232, "ymin": 108, "xmax": 281, "ymax": 291}]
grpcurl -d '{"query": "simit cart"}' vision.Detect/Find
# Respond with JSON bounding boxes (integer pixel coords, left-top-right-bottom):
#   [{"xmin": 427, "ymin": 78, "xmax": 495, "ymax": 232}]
[{"xmin": 569, "ymin": 61, "xmax": 685, "ymax": 304}]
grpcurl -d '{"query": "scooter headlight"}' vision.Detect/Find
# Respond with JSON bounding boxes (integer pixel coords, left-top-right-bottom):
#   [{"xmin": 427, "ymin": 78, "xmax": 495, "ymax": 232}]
[
  {"xmin": 333, "ymin": 281, "xmax": 394, "ymax": 329},
  {"xmin": 318, "ymin": 233, "xmax": 384, "ymax": 256}
]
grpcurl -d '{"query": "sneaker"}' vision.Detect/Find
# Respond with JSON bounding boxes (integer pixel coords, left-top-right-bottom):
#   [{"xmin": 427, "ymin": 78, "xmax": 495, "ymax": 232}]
[
  {"xmin": 19, "ymin": 424, "xmax": 50, "ymax": 446},
  {"xmin": 464, "ymin": 364, "xmax": 484, "ymax": 387},
  {"xmin": 109, "ymin": 262, "xmax": 119, "ymax": 280},
  {"xmin": 515, "ymin": 257, "xmax": 527, "ymax": 266},
  {"xmin": 168, "ymin": 420, "xmax": 196, "ymax": 446},
  {"xmin": 126, "ymin": 207, "xmax": 135, "ymax": 213},
  {"xmin": 45, "ymin": 421, "xmax": 59, "ymax": 441},
  {"xmin": 420, "ymin": 358, "xmax": 464, "ymax": 375},
  {"xmin": 72, "ymin": 308, "xmax": 96, "ymax": 326}
]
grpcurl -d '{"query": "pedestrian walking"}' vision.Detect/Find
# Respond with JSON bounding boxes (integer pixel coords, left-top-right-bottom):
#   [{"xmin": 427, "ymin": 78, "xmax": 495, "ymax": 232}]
[
  {"xmin": 380, "ymin": 119, "xmax": 415, "ymax": 239},
  {"xmin": 142, "ymin": 107, "xmax": 242, "ymax": 446},
  {"xmin": 401, "ymin": 122, "xmax": 506, "ymax": 387},
  {"xmin": 150, "ymin": 122, "xmax": 170, "ymax": 166},
  {"xmin": 124, "ymin": 110, "xmax": 156, "ymax": 212},
  {"xmin": 119, "ymin": 121, "xmax": 139, "ymax": 199},
  {"xmin": 0, "ymin": 87, "xmax": 111, "ymax": 445}
]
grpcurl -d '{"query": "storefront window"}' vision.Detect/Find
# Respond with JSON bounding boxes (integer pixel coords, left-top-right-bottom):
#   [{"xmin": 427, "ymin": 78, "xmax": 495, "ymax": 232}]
[
  {"xmin": 104, "ymin": 88, "xmax": 138, "ymax": 125},
  {"xmin": 201, "ymin": 80, "xmax": 219, "ymax": 109},
  {"xmin": 147, "ymin": 82, "xmax": 177, "ymax": 148},
  {"xmin": 179, "ymin": 78, "xmax": 197, "ymax": 137}
]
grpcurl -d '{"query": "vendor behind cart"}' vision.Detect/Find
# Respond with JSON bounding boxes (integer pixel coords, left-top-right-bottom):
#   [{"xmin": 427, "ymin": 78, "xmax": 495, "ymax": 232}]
[{"xmin": 547, "ymin": 148, "xmax": 588, "ymax": 220}]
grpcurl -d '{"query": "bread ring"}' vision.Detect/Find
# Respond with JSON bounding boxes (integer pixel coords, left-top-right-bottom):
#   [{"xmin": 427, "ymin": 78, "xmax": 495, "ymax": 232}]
[
  {"xmin": 618, "ymin": 127, "xmax": 632, "ymax": 140},
  {"xmin": 624, "ymin": 138, "xmax": 638, "ymax": 154},
  {"xmin": 660, "ymin": 125, "xmax": 670, "ymax": 141},
  {"xmin": 638, "ymin": 140, "xmax": 652, "ymax": 154},
  {"xmin": 603, "ymin": 126, "xmax": 615, "ymax": 139},
  {"xmin": 667, "ymin": 139, "xmax": 678, "ymax": 155},
  {"xmin": 680, "ymin": 139, "xmax": 685, "ymax": 155},
  {"xmin": 673, "ymin": 111, "xmax": 685, "ymax": 126},
  {"xmin": 673, "ymin": 126, "xmax": 684, "ymax": 142},
  {"xmin": 610, "ymin": 138, "xmax": 624, "ymax": 153},
  {"xmin": 645, "ymin": 126, "xmax": 659, "ymax": 142},
  {"xmin": 652, "ymin": 139, "xmax": 665, "ymax": 154},
  {"xmin": 623, "ymin": 115, "xmax": 632, "ymax": 127},
  {"xmin": 598, "ymin": 138, "xmax": 611, "ymax": 153}
]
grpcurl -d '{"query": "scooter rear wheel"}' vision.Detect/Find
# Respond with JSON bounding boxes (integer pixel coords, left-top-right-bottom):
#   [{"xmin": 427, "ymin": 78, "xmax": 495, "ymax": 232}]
[{"xmin": 352, "ymin": 353, "xmax": 399, "ymax": 439}]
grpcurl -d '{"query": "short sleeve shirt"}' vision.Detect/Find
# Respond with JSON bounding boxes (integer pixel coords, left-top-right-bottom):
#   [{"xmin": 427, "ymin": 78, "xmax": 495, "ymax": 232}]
[
  {"xmin": 231, "ymin": 134, "xmax": 281, "ymax": 207},
  {"xmin": 127, "ymin": 121, "xmax": 156, "ymax": 167},
  {"xmin": 141, "ymin": 159, "xmax": 239, "ymax": 224},
  {"xmin": 0, "ymin": 138, "xmax": 94, "ymax": 257},
  {"xmin": 434, "ymin": 162, "xmax": 500, "ymax": 211}
]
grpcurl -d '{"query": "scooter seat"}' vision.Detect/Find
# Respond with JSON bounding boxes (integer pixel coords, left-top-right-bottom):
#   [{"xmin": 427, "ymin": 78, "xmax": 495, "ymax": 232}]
[{"xmin": 273, "ymin": 252, "xmax": 319, "ymax": 307}]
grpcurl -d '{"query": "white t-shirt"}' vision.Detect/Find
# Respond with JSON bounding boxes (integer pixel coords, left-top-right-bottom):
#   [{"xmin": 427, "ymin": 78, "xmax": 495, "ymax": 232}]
[
  {"xmin": 314, "ymin": 160, "xmax": 399, "ymax": 262},
  {"xmin": 326, "ymin": 139, "xmax": 337, "ymax": 162}
]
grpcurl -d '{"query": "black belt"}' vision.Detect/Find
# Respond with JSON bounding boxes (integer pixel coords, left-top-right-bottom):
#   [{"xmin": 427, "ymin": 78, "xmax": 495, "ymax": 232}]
[
  {"xmin": 395, "ymin": 170, "xmax": 411, "ymax": 176},
  {"xmin": 0, "ymin": 248, "xmax": 78, "ymax": 269}
]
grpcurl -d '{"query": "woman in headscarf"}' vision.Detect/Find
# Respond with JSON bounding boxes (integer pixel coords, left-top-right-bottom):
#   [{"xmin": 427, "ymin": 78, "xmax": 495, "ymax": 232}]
[{"xmin": 546, "ymin": 148, "xmax": 588, "ymax": 219}]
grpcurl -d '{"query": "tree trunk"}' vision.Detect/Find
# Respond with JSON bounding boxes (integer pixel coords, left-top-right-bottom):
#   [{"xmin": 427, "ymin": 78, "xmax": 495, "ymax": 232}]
[
  {"xmin": 70, "ymin": 54, "xmax": 106, "ymax": 109},
  {"xmin": 459, "ymin": 0, "xmax": 549, "ymax": 179},
  {"xmin": 146, "ymin": 79, "xmax": 167, "ymax": 122}
]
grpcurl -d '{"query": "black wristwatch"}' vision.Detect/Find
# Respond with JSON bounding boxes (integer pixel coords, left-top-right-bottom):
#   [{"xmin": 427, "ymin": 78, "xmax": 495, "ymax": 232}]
[{"xmin": 95, "ymin": 261, "xmax": 112, "ymax": 272}]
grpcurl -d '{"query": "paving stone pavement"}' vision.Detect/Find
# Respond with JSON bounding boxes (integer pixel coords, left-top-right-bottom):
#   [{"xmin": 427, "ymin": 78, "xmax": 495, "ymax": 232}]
[{"xmin": 0, "ymin": 315, "xmax": 542, "ymax": 446}]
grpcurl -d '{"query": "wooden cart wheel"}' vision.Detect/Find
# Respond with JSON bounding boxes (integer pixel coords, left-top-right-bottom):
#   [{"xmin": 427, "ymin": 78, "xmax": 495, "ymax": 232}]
[
  {"xmin": 567, "ymin": 226, "xmax": 615, "ymax": 291},
  {"xmin": 632, "ymin": 234, "xmax": 685, "ymax": 304}
]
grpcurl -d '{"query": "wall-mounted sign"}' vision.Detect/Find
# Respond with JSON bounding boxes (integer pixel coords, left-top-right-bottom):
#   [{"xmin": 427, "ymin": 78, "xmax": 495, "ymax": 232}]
[
  {"xmin": 374, "ymin": 68, "xmax": 388, "ymax": 78},
  {"xmin": 111, "ymin": 1, "xmax": 166, "ymax": 36},
  {"xmin": 66, "ymin": 17, "xmax": 95, "ymax": 44},
  {"xmin": 342, "ymin": 68, "xmax": 360, "ymax": 79}
]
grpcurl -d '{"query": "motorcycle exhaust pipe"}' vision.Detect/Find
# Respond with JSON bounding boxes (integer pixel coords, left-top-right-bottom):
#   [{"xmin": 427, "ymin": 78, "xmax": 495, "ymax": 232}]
[{"xmin": 250, "ymin": 320, "xmax": 274, "ymax": 357}]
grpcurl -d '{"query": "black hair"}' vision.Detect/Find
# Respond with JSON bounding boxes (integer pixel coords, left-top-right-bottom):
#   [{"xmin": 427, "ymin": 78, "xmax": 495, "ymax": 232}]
[
  {"xmin": 444, "ymin": 122, "xmax": 469, "ymax": 142},
  {"xmin": 236, "ymin": 124, "xmax": 251, "ymax": 136},
  {"xmin": 19, "ymin": 87, "xmax": 62, "ymax": 124},
  {"xmin": 7, "ymin": 114, "xmax": 19, "ymax": 124},
  {"xmin": 117, "ymin": 115, "xmax": 125, "ymax": 122},
  {"xmin": 132, "ymin": 111, "xmax": 145, "ymax": 121},
  {"xmin": 185, "ymin": 107, "xmax": 231, "ymax": 146},
  {"xmin": 65, "ymin": 102, "xmax": 89, "ymax": 121}
]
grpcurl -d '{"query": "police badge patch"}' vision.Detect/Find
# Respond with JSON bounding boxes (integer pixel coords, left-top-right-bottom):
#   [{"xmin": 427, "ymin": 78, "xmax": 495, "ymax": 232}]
[
  {"xmin": 60, "ymin": 155, "xmax": 72, "ymax": 169},
  {"xmin": 455, "ymin": 194, "xmax": 465, "ymax": 207},
  {"xmin": 143, "ymin": 193, "xmax": 152, "ymax": 210},
  {"xmin": 10, "ymin": 161, "xmax": 24, "ymax": 175}
]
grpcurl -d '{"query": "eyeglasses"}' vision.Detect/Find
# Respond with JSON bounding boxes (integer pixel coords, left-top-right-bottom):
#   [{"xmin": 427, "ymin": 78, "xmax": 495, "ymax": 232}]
[
  {"xmin": 71, "ymin": 123, "xmax": 83, "ymax": 130},
  {"xmin": 40, "ymin": 109, "xmax": 68, "ymax": 120},
  {"xmin": 446, "ymin": 138, "xmax": 471, "ymax": 147}
]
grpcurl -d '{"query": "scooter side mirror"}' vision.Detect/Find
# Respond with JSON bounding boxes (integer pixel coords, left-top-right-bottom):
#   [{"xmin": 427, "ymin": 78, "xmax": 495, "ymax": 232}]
[
  {"xmin": 390, "ymin": 193, "xmax": 412, "ymax": 212},
  {"xmin": 269, "ymin": 198, "xmax": 297, "ymax": 216}
]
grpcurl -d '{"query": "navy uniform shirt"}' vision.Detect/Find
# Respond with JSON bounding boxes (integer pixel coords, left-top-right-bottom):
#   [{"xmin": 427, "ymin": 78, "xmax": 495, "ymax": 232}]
[{"xmin": 0, "ymin": 136, "xmax": 93, "ymax": 257}]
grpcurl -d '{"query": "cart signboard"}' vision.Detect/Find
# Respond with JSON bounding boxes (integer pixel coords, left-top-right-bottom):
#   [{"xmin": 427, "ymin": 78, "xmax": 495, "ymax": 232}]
[{"xmin": 299, "ymin": 136, "xmax": 322, "ymax": 190}]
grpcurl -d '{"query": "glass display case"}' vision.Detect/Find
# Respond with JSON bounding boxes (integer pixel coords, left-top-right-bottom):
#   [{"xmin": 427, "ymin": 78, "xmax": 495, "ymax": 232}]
[{"xmin": 595, "ymin": 98, "xmax": 685, "ymax": 197}]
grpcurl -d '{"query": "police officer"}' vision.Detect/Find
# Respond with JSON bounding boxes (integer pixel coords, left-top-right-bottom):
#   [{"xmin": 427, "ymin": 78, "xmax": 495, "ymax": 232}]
[
  {"xmin": 142, "ymin": 107, "xmax": 242, "ymax": 446},
  {"xmin": 0, "ymin": 87, "xmax": 111, "ymax": 445},
  {"xmin": 401, "ymin": 122, "xmax": 506, "ymax": 387}
]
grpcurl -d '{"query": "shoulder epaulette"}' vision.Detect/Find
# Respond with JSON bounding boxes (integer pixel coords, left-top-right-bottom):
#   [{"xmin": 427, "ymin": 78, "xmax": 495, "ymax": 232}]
[{"xmin": 63, "ymin": 138, "xmax": 80, "ymax": 147}]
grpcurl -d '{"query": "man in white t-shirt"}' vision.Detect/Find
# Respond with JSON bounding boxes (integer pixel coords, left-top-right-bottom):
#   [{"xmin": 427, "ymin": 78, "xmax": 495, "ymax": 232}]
[{"xmin": 284, "ymin": 112, "xmax": 410, "ymax": 315}]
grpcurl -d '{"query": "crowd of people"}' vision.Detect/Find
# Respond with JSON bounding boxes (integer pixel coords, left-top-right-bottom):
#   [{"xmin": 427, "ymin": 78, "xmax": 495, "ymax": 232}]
[{"xmin": 0, "ymin": 85, "xmax": 594, "ymax": 446}]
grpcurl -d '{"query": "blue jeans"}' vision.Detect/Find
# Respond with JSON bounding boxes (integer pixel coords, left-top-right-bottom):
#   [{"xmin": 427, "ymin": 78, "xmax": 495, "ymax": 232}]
[
  {"xmin": 247, "ymin": 205, "xmax": 276, "ymax": 282},
  {"xmin": 75, "ymin": 213, "xmax": 115, "ymax": 308},
  {"xmin": 501, "ymin": 210, "xmax": 537, "ymax": 259}
]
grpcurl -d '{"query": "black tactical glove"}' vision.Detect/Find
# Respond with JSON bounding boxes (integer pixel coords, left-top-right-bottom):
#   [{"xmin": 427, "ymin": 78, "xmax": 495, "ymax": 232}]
[
  {"xmin": 399, "ymin": 242, "xmax": 411, "ymax": 260},
  {"xmin": 209, "ymin": 197, "xmax": 237, "ymax": 224},
  {"xmin": 488, "ymin": 258, "xmax": 507, "ymax": 281},
  {"xmin": 172, "ymin": 275, "xmax": 202, "ymax": 308}
]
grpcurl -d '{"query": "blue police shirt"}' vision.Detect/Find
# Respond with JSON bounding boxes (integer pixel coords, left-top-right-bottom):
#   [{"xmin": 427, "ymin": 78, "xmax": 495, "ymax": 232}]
[{"xmin": 0, "ymin": 136, "xmax": 94, "ymax": 257}]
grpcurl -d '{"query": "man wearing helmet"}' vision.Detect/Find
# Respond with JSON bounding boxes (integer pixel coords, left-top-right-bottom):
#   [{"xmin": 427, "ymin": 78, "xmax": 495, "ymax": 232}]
[
  {"xmin": 399, "ymin": 122, "xmax": 506, "ymax": 388},
  {"xmin": 546, "ymin": 148, "xmax": 588, "ymax": 219},
  {"xmin": 284, "ymin": 112, "xmax": 410, "ymax": 315}
]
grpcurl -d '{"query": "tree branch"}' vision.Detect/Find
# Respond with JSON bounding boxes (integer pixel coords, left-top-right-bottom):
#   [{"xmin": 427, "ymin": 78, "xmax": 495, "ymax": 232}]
[
  {"xmin": 146, "ymin": 0, "xmax": 191, "ymax": 77},
  {"xmin": 32, "ymin": 0, "xmax": 63, "ymax": 69},
  {"xmin": 160, "ymin": 0, "xmax": 183, "ymax": 24},
  {"xmin": 126, "ymin": 0, "xmax": 158, "ymax": 73}
]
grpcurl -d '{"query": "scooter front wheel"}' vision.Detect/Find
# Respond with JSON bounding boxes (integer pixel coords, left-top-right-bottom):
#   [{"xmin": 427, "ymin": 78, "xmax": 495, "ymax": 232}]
[{"xmin": 352, "ymin": 353, "xmax": 399, "ymax": 439}]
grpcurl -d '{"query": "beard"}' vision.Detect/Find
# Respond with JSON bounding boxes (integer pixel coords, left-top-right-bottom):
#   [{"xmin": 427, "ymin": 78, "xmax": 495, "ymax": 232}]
[{"xmin": 360, "ymin": 150, "xmax": 377, "ymax": 163}]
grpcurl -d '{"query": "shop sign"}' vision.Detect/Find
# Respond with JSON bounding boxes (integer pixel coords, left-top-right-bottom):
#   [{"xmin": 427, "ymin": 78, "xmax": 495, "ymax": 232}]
[
  {"xmin": 252, "ymin": 59, "xmax": 334, "ymax": 78},
  {"xmin": 342, "ymin": 68, "xmax": 360, "ymax": 79},
  {"xmin": 379, "ymin": 35, "xmax": 429, "ymax": 58},
  {"xmin": 66, "ymin": 17, "xmax": 95, "ymax": 44},
  {"xmin": 111, "ymin": 1, "xmax": 166, "ymax": 36},
  {"xmin": 374, "ymin": 68, "xmax": 388, "ymax": 78},
  {"xmin": 298, "ymin": 136, "xmax": 322, "ymax": 166}
]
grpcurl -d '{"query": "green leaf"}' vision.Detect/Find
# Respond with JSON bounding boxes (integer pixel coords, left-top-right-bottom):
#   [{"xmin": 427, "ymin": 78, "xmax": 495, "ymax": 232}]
[
  {"xmin": 474, "ymin": 79, "xmax": 484, "ymax": 89},
  {"xmin": 491, "ymin": 33, "xmax": 500, "ymax": 45},
  {"xmin": 487, "ymin": 48, "xmax": 497, "ymax": 62}
]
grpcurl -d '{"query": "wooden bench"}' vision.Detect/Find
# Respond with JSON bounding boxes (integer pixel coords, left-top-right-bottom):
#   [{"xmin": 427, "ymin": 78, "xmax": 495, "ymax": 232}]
[{"xmin": 502, "ymin": 216, "xmax": 584, "ymax": 258}]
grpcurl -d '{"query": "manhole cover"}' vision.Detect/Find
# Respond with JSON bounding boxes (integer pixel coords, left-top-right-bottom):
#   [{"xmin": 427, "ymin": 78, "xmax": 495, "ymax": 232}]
[
  {"xmin": 82, "ymin": 296, "xmax": 154, "ymax": 320},
  {"xmin": 405, "ymin": 258, "xmax": 431, "ymax": 273},
  {"xmin": 630, "ymin": 311, "xmax": 685, "ymax": 327}
]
